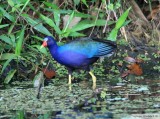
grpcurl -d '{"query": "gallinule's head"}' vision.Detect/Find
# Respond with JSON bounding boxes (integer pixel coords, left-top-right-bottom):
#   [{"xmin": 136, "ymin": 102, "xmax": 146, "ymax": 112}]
[{"xmin": 41, "ymin": 36, "xmax": 56, "ymax": 48}]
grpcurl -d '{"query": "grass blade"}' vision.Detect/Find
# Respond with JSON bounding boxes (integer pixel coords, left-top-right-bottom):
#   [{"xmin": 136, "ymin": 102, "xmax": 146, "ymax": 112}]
[
  {"xmin": 0, "ymin": 35, "xmax": 13, "ymax": 45},
  {"xmin": 0, "ymin": 24, "xmax": 9, "ymax": 29},
  {"xmin": 4, "ymin": 69, "xmax": 16, "ymax": 84},
  {"xmin": 15, "ymin": 27, "xmax": 25, "ymax": 56},
  {"xmin": 108, "ymin": 7, "xmax": 131, "ymax": 41},
  {"xmin": 0, "ymin": 7, "xmax": 15, "ymax": 22},
  {"xmin": 115, "ymin": 7, "xmax": 131, "ymax": 29}
]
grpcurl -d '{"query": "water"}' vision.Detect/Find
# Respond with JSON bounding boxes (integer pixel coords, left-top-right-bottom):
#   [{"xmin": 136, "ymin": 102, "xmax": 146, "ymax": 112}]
[{"xmin": 0, "ymin": 77, "xmax": 160, "ymax": 119}]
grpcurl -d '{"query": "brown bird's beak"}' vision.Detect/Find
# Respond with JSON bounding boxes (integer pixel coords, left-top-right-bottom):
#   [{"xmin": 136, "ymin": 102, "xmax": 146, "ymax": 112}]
[{"xmin": 40, "ymin": 41, "xmax": 47, "ymax": 49}]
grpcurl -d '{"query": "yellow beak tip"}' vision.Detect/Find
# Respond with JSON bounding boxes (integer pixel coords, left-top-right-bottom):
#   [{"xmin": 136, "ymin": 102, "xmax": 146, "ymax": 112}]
[{"xmin": 40, "ymin": 45, "xmax": 44, "ymax": 49}]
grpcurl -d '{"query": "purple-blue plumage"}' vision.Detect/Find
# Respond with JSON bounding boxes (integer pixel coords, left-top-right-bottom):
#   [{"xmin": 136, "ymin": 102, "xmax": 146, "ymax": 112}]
[{"xmin": 42, "ymin": 36, "xmax": 116, "ymax": 71}]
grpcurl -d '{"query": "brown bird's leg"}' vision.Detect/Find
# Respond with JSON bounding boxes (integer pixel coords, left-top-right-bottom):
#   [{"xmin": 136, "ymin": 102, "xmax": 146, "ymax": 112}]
[{"xmin": 89, "ymin": 71, "xmax": 96, "ymax": 89}]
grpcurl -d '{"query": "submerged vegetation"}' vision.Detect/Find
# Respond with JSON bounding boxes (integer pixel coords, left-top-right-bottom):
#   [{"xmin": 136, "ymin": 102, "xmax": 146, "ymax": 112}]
[{"xmin": 0, "ymin": 0, "xmax": 160, "ymax": 118}]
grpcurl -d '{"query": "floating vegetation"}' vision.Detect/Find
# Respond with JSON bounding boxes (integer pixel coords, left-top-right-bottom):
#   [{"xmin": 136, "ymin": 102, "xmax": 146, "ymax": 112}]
[{"xmin": 0, "ymin": 78, "xmax": 160, "ymax": 118}]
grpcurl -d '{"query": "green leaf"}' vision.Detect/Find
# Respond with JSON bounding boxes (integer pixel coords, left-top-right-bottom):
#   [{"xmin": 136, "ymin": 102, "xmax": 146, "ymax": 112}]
[
  {"xmin": 31, "ymin": 35, "xmax": 43, "ymax": 41},
  {"xmin": 81, "ymin": 0, "xmax": 88, "ymax": 7},
  {"xmin": 44, "ymin": 2, "xmax": 59, "ymax": 9},
  {"xmin": 0, "ymin": 53, "xmax": 17, "ymax": 60},
  {"xmin": 16, "ymin": 110, "xmax": 24, "ymax": 119},
  {"xmin": 60, "ymin": 29, "xmax": 71, "ymax": 38},
  {"xmin": 101, "ymin": 91, "xmax": 107, "ymax": 99},
  {"xmin": 45, "ymin": 9, "xmax": 90, "ymax": 18},
  {"xmin": 54, "ymin": 10, "xmax": 90, "ymax": 18},
  {"xmin": 19, "ymin": 0, "xmax": 30, "ymax": 14},
  {"xmin": 0, "ymin": 35, "xmax": 13, "ymax": 45},
  {"xmin": 8, "ymin": 23, "xmax": 15, "ymax": 35},
  {"xmin": 71, "ymin": 19, "xmax": 114, "ymax": 32},
  {"xmin": 65, "ymin": 19, "xmax": 114, "ymax": 37},
  {"xmin": 115, "ymin": 7, "xmax": 131, "ymax": 29},
  {"xmin": 12, "ymin": 4, "xmax": 24, "ymax": 12},
  {"xmin": 74, "ymin": 11, "xmax": 91, "ymax": 18},
  {"xmin": 0, "ymin": 24, "xmax": 9, "ymax": 29},
  {"xmin": 4, "ymin": 69, "xmax": 16, "ymax": 84},
  {"xmin": 22, "ymin": 14, "xmax": 52, "ymax": 36},
  {"xmin": 107, "ymin": 28, "xmax": 118, "ymax": 41},
  {"xmin": 94, "ymin": 19, "xmax": 114, "ymax": 26},
  {"xmin": 115, "ymin": 2, "xmax": 121, "ymax": 9},
  {"xmin": 9, "ymin": 34, "xmax": 16, "ymax": 45},
  {"xmin": 32, "ymin": 45, "xmax": 48, "ymax": 55},
  {"xmin": 1, "ymin": 54, "xmax": 16, "ymax": 74},
  {"xmin": 15, "ymin": 27, "xmax": 25, "ymax": 55},
  {"xmin": 54, "ymin": 10, "xmax": 60, "ymax": 27},
  {"xmin": 40, "ymin": 14, "xmax": 61, "ymax": 34},
  {"xmin": 74, "ymin": 0, "xmax": 80, "ymax": 5},
  {"xmin": 71, "ymin": 20, "xmax": 94, "ymax": 32},
  {"xmin": 69, "ymin": 32, "xmax": 86, "ymax": 37},
  {"xmin": 8, "ymin": 0, "xmax": 14, "ymax": 7},
  {"xmin": 122, "ymin": 20, "xmax": 132, "ymax": 27},
  {"xmin": 0, "ymin": 7, "xmax": 15, "ymax": 22},
  {"xmin": 107, "ymin": 7, "xmax": 131, "ymax": 41},
  {"xmin": 108, "ymin": 3, "xmax": 114, "ymax": 11}
]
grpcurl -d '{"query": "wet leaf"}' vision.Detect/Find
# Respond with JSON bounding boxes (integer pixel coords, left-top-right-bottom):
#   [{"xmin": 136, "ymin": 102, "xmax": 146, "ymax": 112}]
[
  {"xmin": 127, "ymin": 63, "xmax": 143, "ymax": 76},
  {"xmin": 43, "ymin": 68, "xmax": 56, "ymax": 79},
  {"xmin": 33, "ymin": 71, "xmax": 44, "ymax": 88}
]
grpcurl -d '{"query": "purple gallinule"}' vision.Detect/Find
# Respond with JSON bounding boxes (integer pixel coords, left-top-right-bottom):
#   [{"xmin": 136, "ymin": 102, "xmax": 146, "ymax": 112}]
[{"xmin": 41, "ymin": 36, "xmax": 116, "ymax": 89}]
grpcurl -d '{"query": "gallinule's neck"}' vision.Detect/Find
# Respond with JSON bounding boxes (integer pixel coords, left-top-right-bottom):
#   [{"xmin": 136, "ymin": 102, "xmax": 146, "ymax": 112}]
[{"xmin": 48, "ymin": 43, "xmax": 58, "ymax": 58}]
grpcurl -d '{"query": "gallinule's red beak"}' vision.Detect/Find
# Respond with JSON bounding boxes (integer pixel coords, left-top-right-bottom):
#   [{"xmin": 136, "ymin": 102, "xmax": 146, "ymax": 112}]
[{"xmin": 40, "ymin": 41, "xmax": 47, "ymax": 49}]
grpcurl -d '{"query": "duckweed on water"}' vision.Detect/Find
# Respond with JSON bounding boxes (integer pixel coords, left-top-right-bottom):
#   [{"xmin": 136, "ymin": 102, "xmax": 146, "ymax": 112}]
[
  {"xmin": 0, "ymin": 77, "xmax": 160, "ymax": 118},
  {"xmin": 0, "ymin": 81, "xmax": 93, "ymax": 114}
]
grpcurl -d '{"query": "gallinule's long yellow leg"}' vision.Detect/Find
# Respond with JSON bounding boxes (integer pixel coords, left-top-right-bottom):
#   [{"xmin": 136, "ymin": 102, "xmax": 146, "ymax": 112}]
[
  {"xmin": 68, "ymin": 74, "xmax": 72, "ymax": 90},
  {"xmin": 68, "ymin": 72, "xmax": 96, "ymax": 89},
  {"xmin": 89, "ymin": 71, "xmax": 96, "ymax": 89},
  {"xmin": 68, "ymin": 74, "xmax": 72, "ymax": 84}
]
